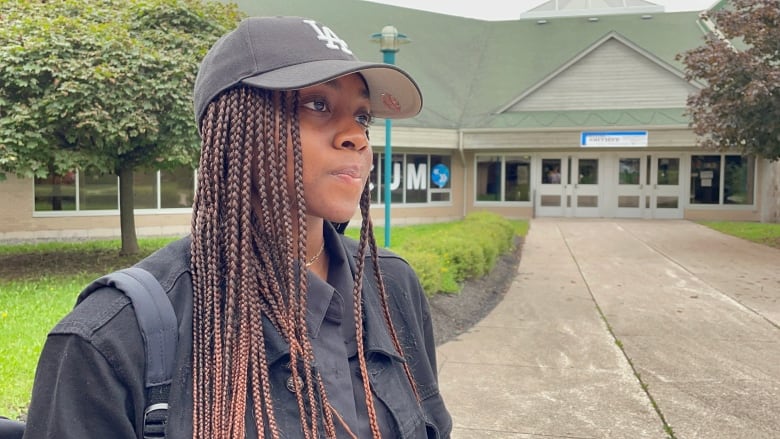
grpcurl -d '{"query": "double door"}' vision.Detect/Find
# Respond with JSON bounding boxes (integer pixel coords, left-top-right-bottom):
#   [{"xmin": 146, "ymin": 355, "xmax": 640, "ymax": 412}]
[
  {"xmin": 535, "ymin": 154, "xmax": 683, "ymax": 218},
  {"xmin": 615, "ymin": 154, "xmax": 682, "ymax": 219},
  {"xmin": 537, "ymin": 155, "xmax": 601, "ymax": 218}
]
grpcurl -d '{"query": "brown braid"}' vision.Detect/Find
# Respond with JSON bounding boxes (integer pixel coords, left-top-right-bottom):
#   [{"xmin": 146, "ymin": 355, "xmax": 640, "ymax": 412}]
[
  {"xmin": 351, "ymin": 188, "xmax": 382, "ymax": 438},
  {"xmin": 191, "ymin": 85, "xmax": 421, "ymax": 439},
  {"xmin": 363, "ymin": 192, "xmax": 421, "ymax": 402}
]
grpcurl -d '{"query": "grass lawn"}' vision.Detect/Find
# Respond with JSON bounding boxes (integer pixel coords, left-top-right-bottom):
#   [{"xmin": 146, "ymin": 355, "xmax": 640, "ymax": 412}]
[
  {"xmin": 0, "ymin": 237, "xmax": 178, "ymax": 419},
  {"xmin": 698, "ymin": 221, "xmax": 780, "ymax": 249},
  {"xmin": 0, "ymin": 275, "xmax": 96, "ymax": 418}
]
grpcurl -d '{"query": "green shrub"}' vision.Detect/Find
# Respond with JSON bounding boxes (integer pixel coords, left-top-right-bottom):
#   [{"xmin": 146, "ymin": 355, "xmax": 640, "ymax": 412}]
[{"xmin": 389, "ymin": 211, "xmax": 523, "ymax": 296}]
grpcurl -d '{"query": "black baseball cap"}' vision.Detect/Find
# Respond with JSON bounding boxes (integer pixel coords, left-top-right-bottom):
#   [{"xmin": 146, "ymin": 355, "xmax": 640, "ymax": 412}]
[{"xmin": 193, "ymin": 16, "xmax": 423, "ymax": 129}]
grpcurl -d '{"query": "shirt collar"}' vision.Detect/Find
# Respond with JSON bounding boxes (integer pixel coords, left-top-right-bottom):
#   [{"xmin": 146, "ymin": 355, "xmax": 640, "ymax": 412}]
[{"xmin": 262, "ymin": 222, "xmax": 403, "ymax": 365}]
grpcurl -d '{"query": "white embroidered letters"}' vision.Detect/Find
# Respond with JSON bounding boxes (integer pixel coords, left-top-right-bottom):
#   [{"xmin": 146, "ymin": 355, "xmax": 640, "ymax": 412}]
[{"xmin": 302, "ymin": 19, "xmax": 353, "ymax": 55}]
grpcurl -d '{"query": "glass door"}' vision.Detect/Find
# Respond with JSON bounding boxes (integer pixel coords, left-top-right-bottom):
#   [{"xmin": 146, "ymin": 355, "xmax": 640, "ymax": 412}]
[
  {"xmin": 650, "ymin": 156, "xmax": 683, "ymax": 219},
  {"xmin": 570, "ymin": 156, "xmax": 601, "ymax": 217},
  {"xmin": 615, "ymin": 155, "xmax": 647, "ymax": 218},
  {"xmin": 536, "ymin": 157, "xmax": 567, "ymax": 217}
]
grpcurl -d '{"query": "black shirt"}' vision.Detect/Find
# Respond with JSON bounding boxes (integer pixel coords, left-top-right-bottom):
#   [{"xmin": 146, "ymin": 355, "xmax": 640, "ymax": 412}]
[{"xmin": 307, "ymin": 224, "xmax": 393, "ymax": 437}]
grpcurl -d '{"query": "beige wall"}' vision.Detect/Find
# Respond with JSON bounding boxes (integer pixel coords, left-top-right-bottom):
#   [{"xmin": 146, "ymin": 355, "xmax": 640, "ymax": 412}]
[
  {"xmin": 683, "ymin": 209, "xmax": 761, "ymax": 222},
  {"xmin": 0, "ymin": 149, "xmax": 468, "ymax": 241},
  {"xmin": 0, "ymin": 175, "xmax": 190, "ymax": 241},
  {"xmin": 1, "ymin": 133, "xmax": 777, "ymax": 242}
]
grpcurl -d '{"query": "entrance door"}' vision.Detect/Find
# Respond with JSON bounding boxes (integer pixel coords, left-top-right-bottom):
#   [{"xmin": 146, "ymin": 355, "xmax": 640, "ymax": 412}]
[
  {"xmin": 649, "ymin": 155, "xmax": 683, "ymax": 219},
  {"xmin": 615, "ymin": 155, "xmax": 647, "ymax": 218},
  {"xmin": 536, "ymin": 157, "xmax": 567, "ymax": 217},
  {"xmin": 569, "ymin": 156, "xmax": 601, "ymax": 217}
]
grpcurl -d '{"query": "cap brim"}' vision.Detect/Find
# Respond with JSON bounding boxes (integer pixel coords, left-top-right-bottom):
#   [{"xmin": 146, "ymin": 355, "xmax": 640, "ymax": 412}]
[{"xmin": 240, "ymin": 60, "xmax": 422, "ymax": 119}]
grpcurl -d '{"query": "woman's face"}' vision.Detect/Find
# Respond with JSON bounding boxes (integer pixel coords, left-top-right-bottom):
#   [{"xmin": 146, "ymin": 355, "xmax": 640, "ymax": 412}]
[{"xmin": 296, "ymin": 73, "xmax": 374, "ymax": 223}]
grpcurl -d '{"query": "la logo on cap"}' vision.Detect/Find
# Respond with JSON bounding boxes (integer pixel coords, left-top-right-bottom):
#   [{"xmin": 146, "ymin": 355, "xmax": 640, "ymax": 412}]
[{"xmin": 303, "ymin": 19, "xmax": 353, "ymax": 55}]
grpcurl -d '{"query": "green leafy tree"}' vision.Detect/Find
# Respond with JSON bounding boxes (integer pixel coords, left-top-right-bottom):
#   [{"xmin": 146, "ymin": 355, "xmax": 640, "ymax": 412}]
[
  {"xmin": 0, "ymin": 0, "xmax": 242, "ymax": 254},
  {"xmin": 678, "ymin": 0, "xmax": 780, "ymax": 161}
]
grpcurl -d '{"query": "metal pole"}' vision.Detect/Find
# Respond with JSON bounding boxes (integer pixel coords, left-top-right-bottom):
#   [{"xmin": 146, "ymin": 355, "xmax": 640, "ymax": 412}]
[{"xmin": 383, "ymin": 49, "xmax": 395, "ymax": 248}]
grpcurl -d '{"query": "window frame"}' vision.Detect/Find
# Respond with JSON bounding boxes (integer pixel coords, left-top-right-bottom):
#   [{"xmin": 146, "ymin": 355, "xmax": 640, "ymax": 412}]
[
  {"xmin": 687, "ymin": 153, "xmax": 756, "ymax": 208},
  {"xmin": 370, "ymin": 151, "xmax": 453, "ymax": 206},
  {"xmin": 33, "ymin": 168, "xmax": 196, "ymax": 217},
  {"xmin": 474, "ymin": 153, "xmax": 533, "ymax": 205}
]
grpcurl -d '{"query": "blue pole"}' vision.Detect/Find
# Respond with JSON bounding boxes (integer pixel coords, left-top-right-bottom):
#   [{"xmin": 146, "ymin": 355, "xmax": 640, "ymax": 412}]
[{"xmin": 383, "ymin": 50, "xmax": 395, "ymax": 248}]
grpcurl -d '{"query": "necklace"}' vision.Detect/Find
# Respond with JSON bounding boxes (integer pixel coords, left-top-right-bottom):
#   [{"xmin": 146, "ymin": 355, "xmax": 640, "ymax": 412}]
[{"xmin": 305, "ymin": 243, "xmax": 325, "ymax": 268}]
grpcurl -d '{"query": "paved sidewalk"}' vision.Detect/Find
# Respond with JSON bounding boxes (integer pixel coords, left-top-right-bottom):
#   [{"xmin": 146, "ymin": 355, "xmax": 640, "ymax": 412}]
[{"xmin": 437, "ymin": 219, "xmax": 780, "ymax": 439}]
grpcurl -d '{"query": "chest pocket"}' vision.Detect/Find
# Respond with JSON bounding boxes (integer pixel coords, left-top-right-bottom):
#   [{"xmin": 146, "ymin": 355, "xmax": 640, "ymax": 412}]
[{"xmin": 368, "ymin": 354, "xmax": 434, "ymax": 438}]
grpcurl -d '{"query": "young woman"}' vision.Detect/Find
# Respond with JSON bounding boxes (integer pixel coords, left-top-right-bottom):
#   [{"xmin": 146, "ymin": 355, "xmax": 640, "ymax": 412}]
[{"xmin": 23, "ymin": 16, "xmax": 451, "ymax": 439}]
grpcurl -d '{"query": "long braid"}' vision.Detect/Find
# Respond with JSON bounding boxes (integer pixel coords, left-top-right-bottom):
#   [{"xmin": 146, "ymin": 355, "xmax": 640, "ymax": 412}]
[
  {"xmin": 224, "ymin": 87, "xmax": 252, "ymax": 436},
  {"xmin": 352, "ymin": 185, "xmax": 425, "ymax": 438},
  {"xmin": 192, "ymin": 93, "xmax": 230, "ymax": 437},
  {"xmin": 248, "ymin": 89, "xmax": 290, "ymax": 439},
  {"xmin": 363, "ymin": 194, "xmax": 421, "ymax": 401},
  {"xmin": 352, "ymin": 187, "xmax": 383, "ymax": 438}
]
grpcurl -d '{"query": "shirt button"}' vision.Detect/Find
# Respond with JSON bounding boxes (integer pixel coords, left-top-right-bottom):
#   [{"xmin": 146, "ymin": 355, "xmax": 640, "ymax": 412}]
[{"xmin": 286, "ymin": 375, "xmax": 304, "ymax": 393}]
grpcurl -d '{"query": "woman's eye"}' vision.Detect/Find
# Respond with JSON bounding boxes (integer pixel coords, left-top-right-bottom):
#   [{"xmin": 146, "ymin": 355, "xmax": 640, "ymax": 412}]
[
  {"xmin": 356, "ymin": 113, "xmax": 374, "ymax": 128},
  {"xmin": 302, "ymin": 99, "xmax": 328, "ymax": 112}
]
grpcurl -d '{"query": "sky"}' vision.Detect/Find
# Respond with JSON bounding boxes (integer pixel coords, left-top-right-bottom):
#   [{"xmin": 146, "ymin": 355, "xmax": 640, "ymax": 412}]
[{"xmin": 364, "ymin": 0, "xmax": 718, "ymax": 21}]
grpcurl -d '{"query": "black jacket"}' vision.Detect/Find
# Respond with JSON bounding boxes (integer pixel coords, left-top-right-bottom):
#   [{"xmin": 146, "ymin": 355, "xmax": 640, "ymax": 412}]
[{"xmin": 23, "ymin": 234, "xmax": 451, "ymax": 438}]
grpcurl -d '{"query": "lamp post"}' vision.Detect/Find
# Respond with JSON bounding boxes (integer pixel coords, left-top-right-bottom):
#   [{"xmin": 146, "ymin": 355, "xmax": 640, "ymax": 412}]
[{"xmin": 371, "ymin": 25, "xmax": 409, "ymax": 248}]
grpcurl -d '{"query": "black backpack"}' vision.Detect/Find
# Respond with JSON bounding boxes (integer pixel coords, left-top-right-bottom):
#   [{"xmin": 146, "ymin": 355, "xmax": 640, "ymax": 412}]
[
  {"xmin": 0, "ymin": 418, "xmax": 23, "ymax": 439},
  {"xmin": 1, "ymin": 267, "xmax": 177, "ymax": 439}
]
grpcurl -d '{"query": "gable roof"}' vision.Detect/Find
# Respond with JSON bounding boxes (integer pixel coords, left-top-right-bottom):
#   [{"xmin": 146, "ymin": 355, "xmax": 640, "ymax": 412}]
[
  {"xmin": 228, "ymin": 0, "xmax": 709, "ymax": 129},
  {"xmin": 495, "ymin": 31, "xmax": 700, "ymax": 113}
]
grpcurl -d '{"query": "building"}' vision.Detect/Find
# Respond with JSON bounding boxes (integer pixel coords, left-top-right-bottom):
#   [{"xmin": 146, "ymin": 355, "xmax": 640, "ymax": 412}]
[{"xmin": 1, "ymin": 0, "xmax": 778, "ymax": 241}]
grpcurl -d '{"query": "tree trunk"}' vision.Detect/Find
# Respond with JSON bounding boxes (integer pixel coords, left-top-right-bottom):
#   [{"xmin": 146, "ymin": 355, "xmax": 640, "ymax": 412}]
[{"xmin": 118, "ymin": 165, "xmax": 139, "ymax": 255}]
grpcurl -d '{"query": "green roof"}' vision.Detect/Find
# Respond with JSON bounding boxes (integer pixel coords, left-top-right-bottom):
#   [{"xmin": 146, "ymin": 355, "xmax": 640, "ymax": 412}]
[{"xmin": 229, "ymin": 0, "xmax": 709, "ymax": 129}]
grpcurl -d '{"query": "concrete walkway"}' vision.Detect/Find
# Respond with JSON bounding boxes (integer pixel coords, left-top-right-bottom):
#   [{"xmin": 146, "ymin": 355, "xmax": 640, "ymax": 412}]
[{"xmin": 437, "ymin": 219, "xmax": 780, "ymax": 439}]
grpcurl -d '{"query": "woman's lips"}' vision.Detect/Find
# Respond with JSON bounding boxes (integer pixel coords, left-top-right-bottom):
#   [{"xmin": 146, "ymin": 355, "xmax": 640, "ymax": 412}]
[{"xmin": 332, "ymin": 166, "xmax": 364, "ymax": 180}]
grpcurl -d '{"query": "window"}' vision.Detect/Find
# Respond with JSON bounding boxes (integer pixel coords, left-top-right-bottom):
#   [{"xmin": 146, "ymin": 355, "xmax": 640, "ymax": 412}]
[
  {"xmin": 476, "ymin": 156, "xmax": 500, "ymax": 201},
  {"xmin": 34, "ymin": 167, "xmax": 195, "ymax": 213},
  {"xmin": 541, "ymin": 159, "xmax": 561, "ymax": 184},
  {"xmin": 724, "ymin": 156, "xmax": 755, "ymax": 205},
  {"xmin": 79, "ymin": 172, "xmax": 118, "ymax": 210},
  {"xmin": 134, "ymin": 168, "xmax": 158, "ymax": 209},
  {"xmin": 161, "ymin": 168, "xmax": 196, "ymax": 208},
  {"xmin": 476, "ymin": 155, "xmax": 531, "ymax": 202},
  {"xmin": 371, "ymin": 153, "xmax": 451, "ymax": 204},
  {"xmin": 690, "ymin": 154, "xmax": 755, "ymax": 206},
  {"xmin": 34, "ymin": 171, "xmax": 77, "ymax": 212}
]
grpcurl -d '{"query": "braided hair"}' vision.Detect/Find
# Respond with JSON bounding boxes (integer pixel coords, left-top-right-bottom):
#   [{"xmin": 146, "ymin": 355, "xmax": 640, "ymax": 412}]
[{"xmin": 191, "ymin": 85, "xmax": 419, "ymax": 438}]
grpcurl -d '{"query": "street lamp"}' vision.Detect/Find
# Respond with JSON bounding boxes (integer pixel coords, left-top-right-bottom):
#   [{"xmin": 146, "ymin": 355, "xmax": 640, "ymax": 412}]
[{"xmin": 371, "ymin": 25, "xmax": 409, "ymax": 248}]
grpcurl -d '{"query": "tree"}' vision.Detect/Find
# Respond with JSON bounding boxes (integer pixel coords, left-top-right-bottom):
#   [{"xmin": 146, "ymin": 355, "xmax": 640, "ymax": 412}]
[
  {"xmin": 0, "ymin": 0, "xmax": 242, "ymax": 254},
  {"xmin": 678, "ymin": 0, "xmax": 780, "ymax": 161}
]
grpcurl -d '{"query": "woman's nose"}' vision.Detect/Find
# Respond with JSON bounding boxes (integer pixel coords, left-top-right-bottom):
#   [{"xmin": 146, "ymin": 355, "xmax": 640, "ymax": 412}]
[{"xmin": 335, "ymin": 119, "xmax": 369, "ymax": 151}]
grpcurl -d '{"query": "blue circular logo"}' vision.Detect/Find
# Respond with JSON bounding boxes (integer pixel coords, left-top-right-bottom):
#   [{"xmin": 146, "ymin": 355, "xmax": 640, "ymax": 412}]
[{"xmin": 431, "ymin": 163, "xmax": 450, "ymax": 188}]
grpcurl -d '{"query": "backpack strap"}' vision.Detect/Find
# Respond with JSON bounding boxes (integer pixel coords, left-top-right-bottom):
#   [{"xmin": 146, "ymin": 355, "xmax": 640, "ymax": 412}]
[{"xmin": 83, "ymin": 267, "xmax": 178, "ymax": 439}]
